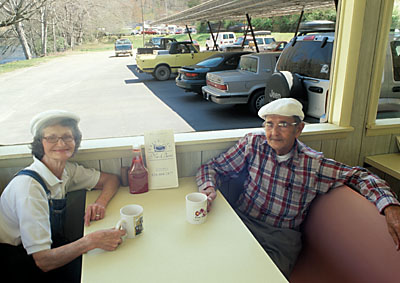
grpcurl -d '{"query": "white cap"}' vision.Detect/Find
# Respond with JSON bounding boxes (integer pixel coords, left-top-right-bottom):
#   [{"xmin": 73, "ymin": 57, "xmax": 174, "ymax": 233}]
[
  {"xmin": 258, "ymin": 98, "xmax": 304, "ymax": 120},
  {"xmin": 30, "ymin": 110, "xmax": 80, "ymax": 136}
]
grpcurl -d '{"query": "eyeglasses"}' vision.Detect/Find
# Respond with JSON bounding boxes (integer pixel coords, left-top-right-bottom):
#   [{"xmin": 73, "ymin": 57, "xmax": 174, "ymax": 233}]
[
  {"xmin": 42, "ymin": 135, "xmax": 74, "ymax": 143},
  {"xmin": 263, "ymin": 121, "xmax": 298, "ymax": 130}
]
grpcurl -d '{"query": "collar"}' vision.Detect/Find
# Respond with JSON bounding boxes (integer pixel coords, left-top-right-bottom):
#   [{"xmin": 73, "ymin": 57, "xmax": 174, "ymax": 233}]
[{"xmin": 29, "ymin": 157, "xmax": 67, "ymax": 187}]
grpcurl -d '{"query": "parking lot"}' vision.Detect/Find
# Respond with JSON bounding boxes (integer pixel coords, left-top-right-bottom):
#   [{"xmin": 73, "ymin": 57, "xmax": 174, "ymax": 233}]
[{"xmin": 0, "ymin": 50, "xmax": 262, "ymax": 145}]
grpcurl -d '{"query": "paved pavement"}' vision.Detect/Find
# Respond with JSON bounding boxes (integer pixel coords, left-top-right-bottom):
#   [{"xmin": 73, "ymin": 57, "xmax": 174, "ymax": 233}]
[
  {"xmin": 0, "ymin": 51, "xmax": 194, "ymax": 145},
  {"xmin": 0, "ymin": 50, "xmax": 263, "ymax": 146}
]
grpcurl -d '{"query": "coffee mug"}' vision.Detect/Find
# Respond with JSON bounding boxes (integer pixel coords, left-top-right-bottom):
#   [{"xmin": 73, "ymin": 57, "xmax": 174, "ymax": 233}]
[
  {"xmin": 115, "ymin": 204, "xmax": 144, "ymax": 238},
  {"xmin": 186, "ymin": 192, "xmax": 207, "ymax": 224}
]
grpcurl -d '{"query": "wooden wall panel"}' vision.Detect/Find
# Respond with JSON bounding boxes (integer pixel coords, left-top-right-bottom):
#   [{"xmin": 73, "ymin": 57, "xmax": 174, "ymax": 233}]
[
  {"xmin": 176, "ymin": 152, "xmax": 201, "ymax": 178},
  {"xmin": 99, "ymin": 158, "xmax": 122, "ymax": 176}
]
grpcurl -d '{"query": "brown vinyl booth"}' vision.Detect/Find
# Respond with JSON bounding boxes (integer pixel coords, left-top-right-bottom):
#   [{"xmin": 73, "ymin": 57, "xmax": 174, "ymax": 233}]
[{"xmin": 290, "ymin": 186, "xmax": 400, "ymax": 283}]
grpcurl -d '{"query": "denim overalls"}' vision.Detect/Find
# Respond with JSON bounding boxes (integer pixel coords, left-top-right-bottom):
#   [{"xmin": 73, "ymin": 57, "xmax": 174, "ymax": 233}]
[{"xmin": 16, "ymin": 169, "xmax": 67, "ymax": 244}]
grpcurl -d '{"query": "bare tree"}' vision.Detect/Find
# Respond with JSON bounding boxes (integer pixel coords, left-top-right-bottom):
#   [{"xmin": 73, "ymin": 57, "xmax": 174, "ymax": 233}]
[{"xmin": 0, "ymin": 0, "xmax": 48, "ymax": 27}]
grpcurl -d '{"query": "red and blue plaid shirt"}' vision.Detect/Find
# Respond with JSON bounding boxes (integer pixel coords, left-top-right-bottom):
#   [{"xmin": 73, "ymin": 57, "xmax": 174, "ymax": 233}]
[{"xmin": 196, "ymin": 132, "xmax": 399, "ymax": 230}]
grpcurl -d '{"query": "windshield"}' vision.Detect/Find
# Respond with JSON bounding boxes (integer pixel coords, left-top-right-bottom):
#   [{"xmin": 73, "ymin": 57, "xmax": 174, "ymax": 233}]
[
  {"xmin": 197, "ymin": 56, "xmax": 224, "ymax": 67},
  {"xmin": 239, "ymin": 57, "xmax": 258, "ymax": 73},
  {"xmin": 276, "ymin": 40, "xmax": 333, "ymax": 79},
  {"xmin": 264, "ymin": 38, "xmax": 275, "ymax": 44}
]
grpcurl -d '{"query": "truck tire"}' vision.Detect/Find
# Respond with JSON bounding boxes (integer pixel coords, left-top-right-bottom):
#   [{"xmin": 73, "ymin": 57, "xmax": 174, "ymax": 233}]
[
  {"xmin": 154, "ymin": 65, "xmax": 171, "ymax": 81},
  {"xmin": 248, "ymin": 89, "xmax": 265, "ymax": 114},
  {"xmin": 264, "ymin": 71, "xmax": 308, "ymax": 114}
]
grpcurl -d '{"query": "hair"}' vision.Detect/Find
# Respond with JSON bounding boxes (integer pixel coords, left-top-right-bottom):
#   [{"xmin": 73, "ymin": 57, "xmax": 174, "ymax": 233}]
[
  {"xmin": 293, "ymin": 116, "xmax": 302, "ymax": 125},
  {"xmin": 30, "ymin": 118, "xmax": 82, "ymax": 160}
]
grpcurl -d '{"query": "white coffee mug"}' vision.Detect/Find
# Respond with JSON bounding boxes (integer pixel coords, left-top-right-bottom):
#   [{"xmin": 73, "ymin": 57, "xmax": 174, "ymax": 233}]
[
  {"xmin": 115, "ymin": 204, "xmax": 144, "ymax": 238},
  {"xmin": 186, "ymin": 192, "xmax": 207, "ymax": 224}
]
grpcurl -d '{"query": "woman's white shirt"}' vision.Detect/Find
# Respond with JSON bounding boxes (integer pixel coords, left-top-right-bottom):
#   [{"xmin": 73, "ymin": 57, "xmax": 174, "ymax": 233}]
[{"xmin": 0, "ymin": 157, "xmax": 100, "ymax": 254}]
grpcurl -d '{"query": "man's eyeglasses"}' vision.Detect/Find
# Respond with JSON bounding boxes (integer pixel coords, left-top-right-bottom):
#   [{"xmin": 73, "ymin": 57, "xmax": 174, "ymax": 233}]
[
  {"xmin": 263, "ymin": 121, "xmax": 298, "ymax": 130},
  {"xmin": 42, "ymin": 135, "xmax": 74, "ymax": 143}
]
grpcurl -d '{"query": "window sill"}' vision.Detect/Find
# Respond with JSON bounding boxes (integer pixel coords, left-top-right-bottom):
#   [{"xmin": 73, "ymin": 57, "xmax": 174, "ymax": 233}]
[
  {"xmin": 0, "ymin": 123, "xmax": 354, "ymax": 168},
  {"xmin": 366, "ymin": 118, "xmax": 400, "ymax": 136}
]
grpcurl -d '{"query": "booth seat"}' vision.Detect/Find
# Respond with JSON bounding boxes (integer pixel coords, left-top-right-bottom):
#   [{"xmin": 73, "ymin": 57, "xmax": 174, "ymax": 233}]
[{"xmin": 290, "ymin": 186, "xmax": 400, "ymax": 283}]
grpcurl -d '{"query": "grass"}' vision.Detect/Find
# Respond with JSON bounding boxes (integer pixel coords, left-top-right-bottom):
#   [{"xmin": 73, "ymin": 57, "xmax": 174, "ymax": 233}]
[{"xmin": 0, "ymin": 33, "xmax": 294, "ymax": 74}]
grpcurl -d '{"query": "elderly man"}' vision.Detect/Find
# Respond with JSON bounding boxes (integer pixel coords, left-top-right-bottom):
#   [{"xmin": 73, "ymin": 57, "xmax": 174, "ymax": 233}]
[{"xmin": 196, "ymin": 98, "xmax": 400, "ymax": 278}]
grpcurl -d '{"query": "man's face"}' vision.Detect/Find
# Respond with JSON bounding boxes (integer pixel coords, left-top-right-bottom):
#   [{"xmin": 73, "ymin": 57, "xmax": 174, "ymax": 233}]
[{"xmin": 264, "ymin": 115, "xmax": 304, "ymax": 155}]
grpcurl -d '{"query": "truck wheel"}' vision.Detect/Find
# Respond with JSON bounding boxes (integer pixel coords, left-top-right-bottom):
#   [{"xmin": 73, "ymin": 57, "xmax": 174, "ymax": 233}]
[
  {"xmin": 154, "ymin": 65, "xmax": 171, "ymax": 81},
  {"xmin": 248, "ymin": 89, "xmax": 265, "ymax": 114}
]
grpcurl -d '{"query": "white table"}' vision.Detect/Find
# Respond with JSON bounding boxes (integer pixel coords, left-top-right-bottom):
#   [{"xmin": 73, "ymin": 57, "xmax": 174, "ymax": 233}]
[{"xmin": 82, "ymin": 177, "xmax": 287, "ymax": 283}]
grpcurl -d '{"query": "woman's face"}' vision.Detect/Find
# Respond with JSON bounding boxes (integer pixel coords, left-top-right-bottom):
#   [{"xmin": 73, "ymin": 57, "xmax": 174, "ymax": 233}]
[{"xmin": 41, "ymin": 124, "xmax": 76, "ymax": 162}]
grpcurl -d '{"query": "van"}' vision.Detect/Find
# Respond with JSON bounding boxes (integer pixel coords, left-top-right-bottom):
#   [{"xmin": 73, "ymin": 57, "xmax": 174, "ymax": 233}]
[{"xmin": 206, "ymin": 32, "xmax": 236, "ymax": 50}]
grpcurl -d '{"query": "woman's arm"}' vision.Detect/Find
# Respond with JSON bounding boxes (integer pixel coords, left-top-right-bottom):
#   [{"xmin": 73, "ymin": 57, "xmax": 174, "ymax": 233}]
[
  {"xmin": 32, "ymin": 228, "xmax": 125, "ymax": 272},
  {"xmin": 84, "ymin": 172, "xmax": 120, "ymax": 226}
]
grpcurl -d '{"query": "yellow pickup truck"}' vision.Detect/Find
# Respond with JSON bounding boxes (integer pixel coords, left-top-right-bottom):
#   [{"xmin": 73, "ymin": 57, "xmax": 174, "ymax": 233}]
[{"xmin": 136, "ymin": 41, "xmax": 218, "ymax": 81}]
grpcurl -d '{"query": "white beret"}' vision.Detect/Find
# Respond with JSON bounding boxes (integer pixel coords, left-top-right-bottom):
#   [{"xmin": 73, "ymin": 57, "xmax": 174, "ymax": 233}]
[
  {"xmin": 258, "ymin": 98, "xmax": 304, "ymax": 120},
  {"xmin": 30, "ymin": 110, "xmax": 80, "ymax": 136}
]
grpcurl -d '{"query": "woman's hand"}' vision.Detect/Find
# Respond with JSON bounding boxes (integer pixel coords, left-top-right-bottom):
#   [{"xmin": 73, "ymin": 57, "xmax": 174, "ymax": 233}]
[
  {"xmin": 84, "ymin": 202, "xmax": 106, "ymax": 226},
  {"xmin": 85, "ymin": 228, "xmax": 126, "ymax": 251}
]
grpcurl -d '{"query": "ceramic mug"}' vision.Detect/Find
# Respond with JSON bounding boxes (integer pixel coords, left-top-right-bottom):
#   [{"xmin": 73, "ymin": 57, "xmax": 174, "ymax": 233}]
[
  {"xmin": 186, "ymin": 192, "xmax": 207, "ymax": 224},
  {"xmin": 115, "ymin": 204, "xmax": 144, "ymax": 238}
]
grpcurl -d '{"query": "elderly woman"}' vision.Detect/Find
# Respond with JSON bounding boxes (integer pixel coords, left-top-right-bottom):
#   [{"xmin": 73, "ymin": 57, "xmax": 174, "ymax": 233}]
[{"xmin": 0, "ymin": 110, "xmax": 126, "ymax": 282}]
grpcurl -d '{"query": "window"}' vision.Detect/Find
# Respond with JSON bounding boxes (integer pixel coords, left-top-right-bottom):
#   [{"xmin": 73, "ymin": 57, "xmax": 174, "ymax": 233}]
[
  {"xmin": 374, "ymin": 2, "xmax": 400, "ymax": 120},
  {"xmin": 276, "ymin": 40, "xmax": 333, "ymax": 80},
  {"xmin": 197, "ymin": 56, "xmax": 224, "ymax": 67},
  {"xmin": 239, "ymin": 57, "xmax": 258, "ymax": 73}
]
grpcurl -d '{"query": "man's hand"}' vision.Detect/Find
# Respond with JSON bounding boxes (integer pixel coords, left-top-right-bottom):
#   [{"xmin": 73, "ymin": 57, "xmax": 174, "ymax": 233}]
[
  {"xmin": 85, "ymin": 203, "xmax": 106, "ymax": 226},
  {"xmin": 200, "ymin": 186, "xmax": 217, "ymax": 212},
  {"xmin": 384, "ymin": 205, "xmax": 400, "ymax": 250}
]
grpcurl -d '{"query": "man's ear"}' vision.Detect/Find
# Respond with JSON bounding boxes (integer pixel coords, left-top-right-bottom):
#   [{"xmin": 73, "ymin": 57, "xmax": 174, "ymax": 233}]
[{"xmin": 295, "ymin": 122, "xmax": 305, "ymax": 138}]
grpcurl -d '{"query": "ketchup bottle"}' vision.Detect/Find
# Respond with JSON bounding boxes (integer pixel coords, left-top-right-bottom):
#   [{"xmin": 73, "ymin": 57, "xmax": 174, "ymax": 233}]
[{"xmin": 128, "ymin": 145, "xmax": 149, "ymax": 194}]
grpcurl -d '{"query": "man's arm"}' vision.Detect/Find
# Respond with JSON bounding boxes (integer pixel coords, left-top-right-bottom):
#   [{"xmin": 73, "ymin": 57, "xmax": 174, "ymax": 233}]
[
  {"xmin": 384, "ymin": 205, "xmax": 400, "ymax": 250},
  {"xmin": 84, "ymin": 172, "xmax": 120, "ymax": 226},
  {"xmin": 196, "ymin": 134, "xmax": 254, "ymax": 209}
]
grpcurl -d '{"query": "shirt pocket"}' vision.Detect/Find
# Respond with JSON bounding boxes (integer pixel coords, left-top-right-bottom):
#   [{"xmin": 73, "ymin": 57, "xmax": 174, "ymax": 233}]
[{"xmin": 284, "ymin": 169, "xmax": 318, "ymax": 212}]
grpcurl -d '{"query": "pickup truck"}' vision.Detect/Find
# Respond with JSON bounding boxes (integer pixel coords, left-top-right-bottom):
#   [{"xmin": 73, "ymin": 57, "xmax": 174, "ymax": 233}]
[
  {"xmin": 136, "ymin": 41, "xmax": 218, "ymax": 81},
  {"xmin": 136, "ymin": 37, "xmax": 177, "ymax": 55},
  {"xmin": 114, "ymin": 39, "xmax": 133, "ymax": 56}
]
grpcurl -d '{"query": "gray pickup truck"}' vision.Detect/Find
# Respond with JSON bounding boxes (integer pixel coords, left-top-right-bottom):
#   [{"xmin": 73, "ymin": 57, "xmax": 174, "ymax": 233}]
[{"xmin": 136, "ymin": 37, "xmax": 177, "ymax": 55}]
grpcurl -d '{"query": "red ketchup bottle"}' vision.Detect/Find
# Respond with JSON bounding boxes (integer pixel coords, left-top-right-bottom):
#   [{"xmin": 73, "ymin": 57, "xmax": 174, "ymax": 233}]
[{"xmin": 128, "ymin": 145, "xmax": 149, "ymax": 194}]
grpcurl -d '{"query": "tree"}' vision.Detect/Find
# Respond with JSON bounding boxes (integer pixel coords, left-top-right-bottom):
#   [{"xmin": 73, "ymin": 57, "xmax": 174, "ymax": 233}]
[{"xmin": 0, "ymin": 0, "xmax": 48, "ymax": 28}]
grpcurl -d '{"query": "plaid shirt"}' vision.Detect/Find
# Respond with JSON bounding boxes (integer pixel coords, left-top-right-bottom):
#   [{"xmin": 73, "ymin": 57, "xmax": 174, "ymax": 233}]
[{"xmin": 196, "ymin": 132, "xmax": 399, "ymax": 230}]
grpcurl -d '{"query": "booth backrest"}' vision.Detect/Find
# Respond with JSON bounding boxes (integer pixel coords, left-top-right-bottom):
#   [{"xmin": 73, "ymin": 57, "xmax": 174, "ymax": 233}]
[{"xmin": 290, "ymin": 186, "xmax": 400, "ymax": 283}]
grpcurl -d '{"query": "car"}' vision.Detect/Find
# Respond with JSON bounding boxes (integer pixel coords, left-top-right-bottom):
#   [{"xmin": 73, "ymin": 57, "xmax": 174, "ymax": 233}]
[
  {"xmin": 249, "ymin": 36, "xmax": 276, "ymax": 51},
  {"xmin": 265, "ymin": 20, "xmax": 400, "ymax": 121},
  {"xmin": 205, "ymin": 32, "xmax": 236, "ymax": 50},
  {"xmin": 136, "ymin": 41, "xmax": 219, "ymax": 81},
  {"xmin": 246, "ymin": 31, "xmax": 276, "ymax": 51},
  {"xmin": 114, "ymin": 38, "xmax": 133, "ymax": 56},
  {"xmin": 176, "ymin": 51, "xmax": 252, "ymax": 94},
  {"xmin": 219, "ymin": 36, "xmax": 252, "ymax": 51},
  {"xmin": 201, "ymin": 52, "xmax": 281, "ymax": 114}
]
